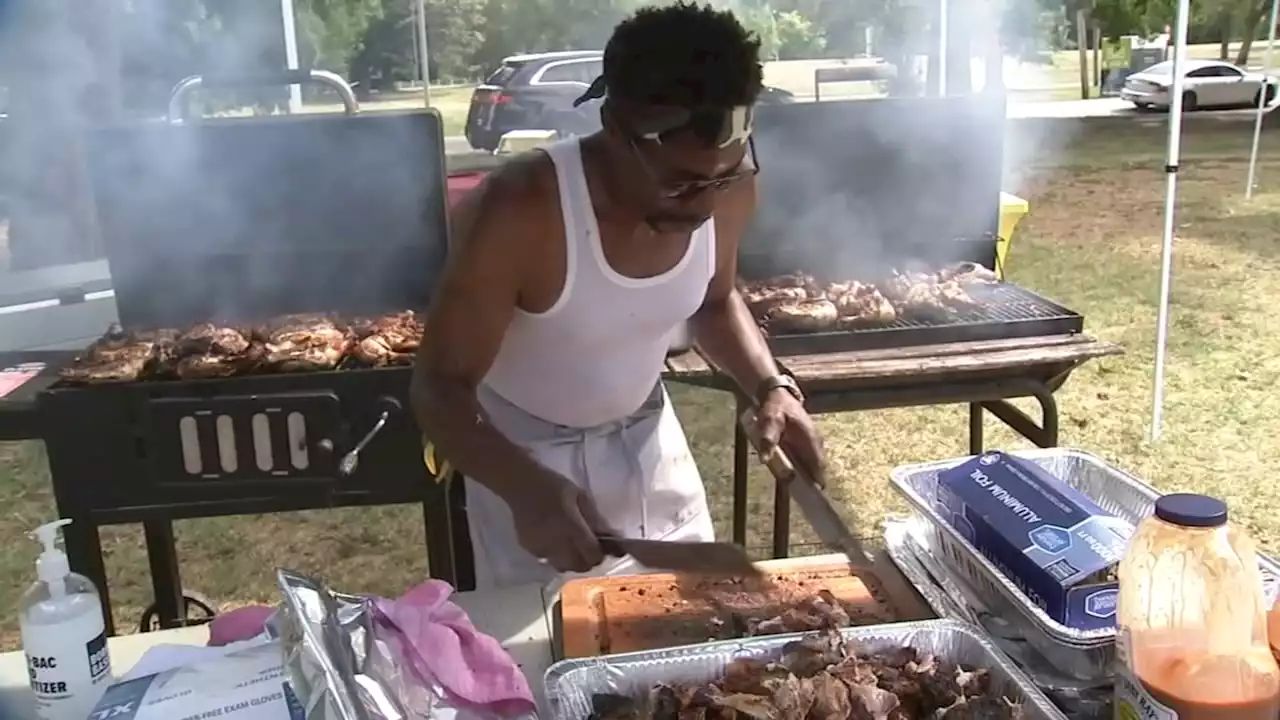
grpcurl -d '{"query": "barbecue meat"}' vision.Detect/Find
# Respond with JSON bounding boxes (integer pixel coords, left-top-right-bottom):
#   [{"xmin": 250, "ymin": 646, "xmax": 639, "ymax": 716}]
[
  {"xmin": 743, "ymin": 286, "xmax": 810, "ymax": 318},
  {"xmin": 752, "ymin": 591, "xmax": 853, "ymax": 636},
  {"xmin": 59, "ymin": 324, "xmax": 160, "ymax": 384},
  {"xmin": 938, "ymin": 262, "xmax": 999, "ymax": 285},
  {"xmin": 597, "ymin": 629, "xmax": 1024, "ymax": 720},
  {"xmin": 59, "ymin": 354, "xmax": 151, "ymax": 384},
  {"xmin": 258, "ymin": 315, "xmax": 352, "ymax": 372},
  {"xmin": 351, "ymin": 311, "xmax": 424, "ymax": 366},
  {"xmin": 756, "ymin": 272, "xmax": 816, "ymax": 290},
  {"xmin": 176, "ymin": 323, "xmax": 251, "ymax": 357},
  {"xmin": 764, "ymin": 300, "xmax": 838, "ymax": 333},
  {"xmin": 831, "ymin": 284, "xmax": 897, "ymax": 327},
  {"xmin": 176, "ymin": 343, "xmax": 267, "ymax": 379}
]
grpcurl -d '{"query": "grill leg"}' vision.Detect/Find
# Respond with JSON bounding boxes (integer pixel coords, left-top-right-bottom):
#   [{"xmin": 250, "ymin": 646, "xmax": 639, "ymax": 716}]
[
  {"xmin": 981, "ymin": 385, "xmax": 1060, "ymax": 448},
  {"xmin": 143, "ymin": 520, "xmax": 185, "ymax": 630},
  {"xmin": 968, "ymin": 403, "xmax": 984, "ymax": 454},
  {"xmin": 423, "ymin": 501, "xmax": 456, "ymax": 587},
  {"xmin": 772, "ymin": 479, "xmax": 790, "ymax": 559},
  {"xmin": 732, "ymin": 398, "xmax": 749, "ymax": 548},
  {"xmin": 64, "ymin": 519, "xmax": 113, "ymax": 636},
  {"xmin": 448, "ymin": 476, "xmax": 476, "ymax": 592}
]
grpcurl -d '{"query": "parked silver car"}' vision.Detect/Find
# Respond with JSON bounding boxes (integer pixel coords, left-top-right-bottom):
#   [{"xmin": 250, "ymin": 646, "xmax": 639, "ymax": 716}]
[{"xmin": 1122, "ymin": 59, "xmax": 1277, "ymax": 111}]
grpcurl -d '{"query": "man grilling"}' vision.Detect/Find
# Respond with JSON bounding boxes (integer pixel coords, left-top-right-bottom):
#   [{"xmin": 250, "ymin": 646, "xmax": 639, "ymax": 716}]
[{"xmin": 412, "ymin": 1, "xmax": 824, "ymax": 589}]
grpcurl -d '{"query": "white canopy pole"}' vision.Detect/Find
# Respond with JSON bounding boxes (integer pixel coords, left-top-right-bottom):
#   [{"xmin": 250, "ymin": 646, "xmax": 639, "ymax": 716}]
[
  {"xmin": 281, "ymin": 0, "xmax": 302, "ymax": 113},
  {"xmin": 416, "ymin": 0, "xmax": 432, "ymax": 107},
  {"xmin": 1150, "ymin": 0, "xmax": 1192, "ymax": 442},
  {"xmin": 938, "ymin": 0, "xmax": 948, "ymax": 95},
  {"xmin": 1246, "ymin": 0, "xmax": 1279, "ymax": 198}
]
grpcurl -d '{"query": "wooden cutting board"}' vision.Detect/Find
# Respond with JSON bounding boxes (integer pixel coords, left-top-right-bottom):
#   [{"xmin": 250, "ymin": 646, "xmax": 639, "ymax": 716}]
[{"xmin": 560, "ymin": 554, "xmax": 926, "ymax": 658}]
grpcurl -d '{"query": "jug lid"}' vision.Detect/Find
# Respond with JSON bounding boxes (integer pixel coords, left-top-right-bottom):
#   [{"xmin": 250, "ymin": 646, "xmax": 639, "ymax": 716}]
[{"xmin": 1155, "ymin": 493, "xmax": 1228, "ymax": 528}]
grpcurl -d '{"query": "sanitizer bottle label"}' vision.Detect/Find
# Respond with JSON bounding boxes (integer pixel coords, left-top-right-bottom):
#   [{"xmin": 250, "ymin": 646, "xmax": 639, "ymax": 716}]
[{"xmin": 21, "ymin": 610, "xmax": 112, "ymax": 720}]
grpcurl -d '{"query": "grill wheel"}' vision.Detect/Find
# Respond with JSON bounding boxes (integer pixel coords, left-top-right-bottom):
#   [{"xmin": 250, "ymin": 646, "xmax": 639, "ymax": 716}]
[{"xmin": 139, "ymin": 589, "xmax": 218, "ymax": 633}]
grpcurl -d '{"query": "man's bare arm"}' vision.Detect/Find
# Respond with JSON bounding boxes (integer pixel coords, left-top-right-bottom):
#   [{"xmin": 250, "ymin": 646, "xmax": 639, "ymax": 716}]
[
  {"xmin": 410, "ymin": 163, "xmax": 554, "ymax": 500},
  {"xmin": 688, "ymin": 175, "xmax": 780, "ymax": 396}
]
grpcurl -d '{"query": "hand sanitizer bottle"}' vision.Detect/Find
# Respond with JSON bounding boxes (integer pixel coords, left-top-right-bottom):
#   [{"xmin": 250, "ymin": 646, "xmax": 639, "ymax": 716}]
[{"xmin": 19, "ymin": 519, "xmax": 112, "ymax": 720}]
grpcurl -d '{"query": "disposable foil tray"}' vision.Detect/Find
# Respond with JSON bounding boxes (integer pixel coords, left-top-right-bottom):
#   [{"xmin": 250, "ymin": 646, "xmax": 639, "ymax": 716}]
[
  {"xmin": 890, "ymin": 448, "xmax": 1280, "ymax": 647},
  {"xmin": 544, "ymin": 619, "xmax": 1066, "ymax": 720}
]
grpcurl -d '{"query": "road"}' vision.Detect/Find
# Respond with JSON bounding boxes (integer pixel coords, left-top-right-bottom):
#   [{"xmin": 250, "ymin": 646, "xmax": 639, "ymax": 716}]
[{"xmin": 1009, "ymin": 96, "xmax": 1278, "ymax": 119}]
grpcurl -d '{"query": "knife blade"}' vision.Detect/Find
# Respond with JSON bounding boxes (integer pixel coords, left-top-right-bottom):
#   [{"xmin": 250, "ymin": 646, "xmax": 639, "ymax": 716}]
[
  {"xmin": 597, "ymin": 535, "xmax": 762, "ymax": 577},
  {"xmin": 738, "ymin": 410, "xmax": 875, "ymax": 570}
]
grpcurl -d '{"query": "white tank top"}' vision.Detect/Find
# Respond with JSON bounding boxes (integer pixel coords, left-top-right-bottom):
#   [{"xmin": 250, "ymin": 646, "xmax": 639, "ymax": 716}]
[{"xmin": 482, "ymin": 137, "xmax": 716, "ymax": 428}]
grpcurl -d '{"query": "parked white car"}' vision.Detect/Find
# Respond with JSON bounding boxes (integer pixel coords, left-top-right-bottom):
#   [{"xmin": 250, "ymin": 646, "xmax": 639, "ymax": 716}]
[{"xmin": 1121, "ymin": 59, "xmax": 1277, "ymax": 111}]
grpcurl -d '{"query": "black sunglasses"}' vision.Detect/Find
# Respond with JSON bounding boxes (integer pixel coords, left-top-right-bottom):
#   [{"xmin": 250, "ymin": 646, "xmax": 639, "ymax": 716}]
[{"xmin": 627, "ymin": 134, "xmax": 759, "ymax": 200}]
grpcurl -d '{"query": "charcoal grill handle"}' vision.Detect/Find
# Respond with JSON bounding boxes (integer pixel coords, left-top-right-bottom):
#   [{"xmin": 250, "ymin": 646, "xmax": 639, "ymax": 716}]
[
  {"xmin": 337, "ymin": 396, "xmax": 402, "ymax": 476},
  {"xmin": 167, "ymin": 69, "xmax": 360, "ymax": 123}
]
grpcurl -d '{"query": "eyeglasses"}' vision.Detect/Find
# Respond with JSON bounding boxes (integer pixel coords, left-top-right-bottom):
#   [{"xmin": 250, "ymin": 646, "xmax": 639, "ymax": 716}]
[{"xmin": 627, "ymin": 134, "xmax": 759, "ymax": 200}]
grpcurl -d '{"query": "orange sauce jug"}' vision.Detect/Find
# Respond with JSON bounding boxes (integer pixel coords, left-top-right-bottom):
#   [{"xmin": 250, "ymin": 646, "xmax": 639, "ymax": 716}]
[{"xmin": 1114, "ymin": 494, "xmax": 1280, "ymax": 720}]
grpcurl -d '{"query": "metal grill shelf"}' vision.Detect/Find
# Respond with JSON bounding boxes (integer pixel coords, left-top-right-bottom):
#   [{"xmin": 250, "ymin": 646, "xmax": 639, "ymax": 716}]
[{"xmin": 765, "ymin": 283, "xmax": 1083, "ymax": 357}]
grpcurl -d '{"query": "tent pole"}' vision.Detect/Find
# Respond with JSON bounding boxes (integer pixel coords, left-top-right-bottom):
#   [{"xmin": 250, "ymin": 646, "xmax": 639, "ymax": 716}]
[
  {"xmin": 1246, "ymin": 0, "xmax": 1279, "ymax": 198},
  {"xmin": 416, "ymin": 0, "xmax": 431, "ymax": 107},
  {"xmin": 1150, "ymin": 0, "xmax": 1192, "ymax": 443}
]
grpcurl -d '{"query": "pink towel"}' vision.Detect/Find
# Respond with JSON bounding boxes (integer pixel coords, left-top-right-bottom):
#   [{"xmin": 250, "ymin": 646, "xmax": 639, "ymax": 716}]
[
  {"xmin": 373, "ymin": 581, "xmax": 536, "ymax": 716},
  {"xmin": 206, "ymin": 582, "xmax": 535, "ymax": 717}
]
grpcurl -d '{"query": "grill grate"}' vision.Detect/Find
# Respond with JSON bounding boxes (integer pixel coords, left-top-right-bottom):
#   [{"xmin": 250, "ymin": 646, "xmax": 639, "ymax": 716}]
[{"xmin": 765, "ymin": 282, "xmax": 1083, "ymax": 357}]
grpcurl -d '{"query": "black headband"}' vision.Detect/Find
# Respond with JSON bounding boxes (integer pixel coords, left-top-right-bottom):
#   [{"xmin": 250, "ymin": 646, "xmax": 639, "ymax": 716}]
[{"xmin": 575, "ymin": 75, "xmax": 754, "ymax": 148}]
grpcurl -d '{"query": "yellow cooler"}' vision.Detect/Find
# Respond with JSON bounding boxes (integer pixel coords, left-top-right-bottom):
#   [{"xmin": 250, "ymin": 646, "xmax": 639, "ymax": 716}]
[{"xmin": 997, "ymin": 192, "xmax": 1029, "ymax": 279}]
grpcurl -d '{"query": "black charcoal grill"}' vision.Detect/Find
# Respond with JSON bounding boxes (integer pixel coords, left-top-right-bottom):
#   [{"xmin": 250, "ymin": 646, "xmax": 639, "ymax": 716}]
[
  {"xmin": 0, "ymin": 105, "xmax": 476, "ymax": 633},
  {"xmin": 762, "ymin": 282, "xmax": 1084, "ymax": 357},
  {"xmin": 736, "ymin": 94, "xmax": 1086, "ymax": 358}
]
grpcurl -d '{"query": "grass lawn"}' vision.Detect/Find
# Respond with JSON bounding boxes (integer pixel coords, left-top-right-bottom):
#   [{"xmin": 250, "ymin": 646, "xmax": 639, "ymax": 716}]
[{"xmin": 3, "ymin": 119, "xmax": 1280, "ymax": 650}]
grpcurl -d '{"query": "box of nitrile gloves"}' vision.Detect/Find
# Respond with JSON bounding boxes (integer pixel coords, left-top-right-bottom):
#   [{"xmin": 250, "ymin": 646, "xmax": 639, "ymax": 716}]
[{"xmin": 933, "ymin": 450, "xmax": 1135, "ymax": 631}]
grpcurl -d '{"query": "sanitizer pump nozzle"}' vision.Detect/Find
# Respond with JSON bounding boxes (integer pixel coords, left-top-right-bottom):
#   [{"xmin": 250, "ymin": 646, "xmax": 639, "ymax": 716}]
[{"xmin": 31, "ymin": 519, "xmax": 73, "ymax": 592}]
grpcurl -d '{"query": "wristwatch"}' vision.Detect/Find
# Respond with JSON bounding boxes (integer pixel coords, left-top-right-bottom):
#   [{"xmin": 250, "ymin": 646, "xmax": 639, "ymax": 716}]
[{"xmin": 757, "ymin": 373, "xmax": 804, "ymax": 405}]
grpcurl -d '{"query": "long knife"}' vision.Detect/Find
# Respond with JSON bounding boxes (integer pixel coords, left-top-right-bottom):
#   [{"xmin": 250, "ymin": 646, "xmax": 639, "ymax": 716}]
[
  {"xmin": 597, "ymin": 535, "xmax": 762, "ymax": 577},
  {"xmin": 739, "ymin": 410, "xmax": 875, "ymax": 570}
]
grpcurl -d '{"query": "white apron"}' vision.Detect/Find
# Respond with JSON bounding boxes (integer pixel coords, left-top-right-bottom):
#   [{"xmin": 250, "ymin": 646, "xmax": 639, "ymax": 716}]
[{"xmin": 464, "ymin": 380, "xmax": 714, "ymax": 591}]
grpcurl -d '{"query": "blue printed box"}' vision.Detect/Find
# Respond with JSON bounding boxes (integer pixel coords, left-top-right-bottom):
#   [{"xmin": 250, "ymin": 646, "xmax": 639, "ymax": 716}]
[{"xmin": 933, "ymin": 450, "xmax": 1134, "ymax": 631}]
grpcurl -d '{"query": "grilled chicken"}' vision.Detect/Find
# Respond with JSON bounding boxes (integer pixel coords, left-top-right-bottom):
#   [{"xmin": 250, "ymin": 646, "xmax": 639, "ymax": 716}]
[
  {"xmin": 350, "ymin": 311, "xmax": 424, "ymax": 367},
  {"xmin": 59, "ymin": 324, "xmax": 160, "ymax": 384},
  {"xmin": 764, "ymin": 299, "xmax": 838, "ymax": 333},
  {"xmin": 258, "ymin": 314, "xmax": 353, "ymax": 372},
  {"xmin": 176, "ymin": 343, "xmax": 267, "ymax": 379},
  {"xmin": 176, "ymin": 323, "xmax": 251, "ymax": 357},
  {"xmin": 742, "ymin": 286, "xmax": 809, "ymax": 318},
  {"xmin": 831, "ymin": 283, "xmax": 897, "ymax": 327},
  {"xmin": 938, "ymin": 261, "xmax": 999, "ymax": 285}
]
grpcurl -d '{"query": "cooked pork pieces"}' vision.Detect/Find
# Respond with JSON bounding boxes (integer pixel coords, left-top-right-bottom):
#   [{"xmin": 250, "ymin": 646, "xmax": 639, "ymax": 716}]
[
  {"xmin": 743, "ymin": 262, "xmax": 995, "ymax": 335},
  {"xmin": 58, "ymin": 311, "xmax": 424, "ymax": 384},
  {"xmin": 587, "ymin": 628, "xmax": 1024, "ymax": 720}
]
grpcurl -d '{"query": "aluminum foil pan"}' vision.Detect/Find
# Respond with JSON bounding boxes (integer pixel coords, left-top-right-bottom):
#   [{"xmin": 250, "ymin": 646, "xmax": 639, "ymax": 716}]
[
  {"xmin": 544, "ymin": 620, "xmax": 1066, "ymax": 720},
  {"xmin": 886, "ymin": 518, "xmax": 1116, "ymax": 718},
  {"xmin": 891, "ymin": 448, "xmax": 1280, "ymax": 647}
]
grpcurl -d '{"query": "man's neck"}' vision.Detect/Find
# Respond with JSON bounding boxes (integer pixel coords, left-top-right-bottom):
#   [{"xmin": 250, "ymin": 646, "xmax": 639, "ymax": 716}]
[{"xmin": 578, "ymin": 134, "xmax": 646, "ymax": 229}]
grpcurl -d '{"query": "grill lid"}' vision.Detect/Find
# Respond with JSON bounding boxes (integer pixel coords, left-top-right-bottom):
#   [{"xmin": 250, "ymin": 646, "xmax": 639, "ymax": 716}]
[{"xmin": 86, "ymin": 111, "xmax": 449, "ymax": 330}]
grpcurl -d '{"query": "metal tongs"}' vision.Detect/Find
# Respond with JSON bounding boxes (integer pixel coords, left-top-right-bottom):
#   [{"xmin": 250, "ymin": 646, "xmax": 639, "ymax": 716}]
[{"xmin": 739, "ymin": 409, "xmax": 875, "ymax": 570}]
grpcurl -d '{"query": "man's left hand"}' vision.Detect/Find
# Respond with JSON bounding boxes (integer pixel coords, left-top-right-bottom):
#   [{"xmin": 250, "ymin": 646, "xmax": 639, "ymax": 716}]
[{"xmin": 756, "ymin": 390, "xmax": 826, "ymax": 486}]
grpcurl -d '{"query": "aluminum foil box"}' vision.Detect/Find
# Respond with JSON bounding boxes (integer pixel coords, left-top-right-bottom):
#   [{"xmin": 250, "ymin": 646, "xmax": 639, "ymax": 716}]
[{"xmin": 934, "ymin": 451, "xmax": 1133, "ymax": 631}]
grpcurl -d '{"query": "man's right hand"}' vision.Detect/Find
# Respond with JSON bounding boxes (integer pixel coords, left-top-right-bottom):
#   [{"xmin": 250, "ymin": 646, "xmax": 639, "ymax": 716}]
[{"xmin": 507, "ymin": 470, "xmax": 614, "ymax": 573}]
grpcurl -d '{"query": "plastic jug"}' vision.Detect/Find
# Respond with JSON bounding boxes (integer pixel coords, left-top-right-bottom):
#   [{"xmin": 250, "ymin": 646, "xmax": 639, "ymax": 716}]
[{"xmin": 1114, "ymin": 494, "xmax": 1280, "ymax": 720}]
